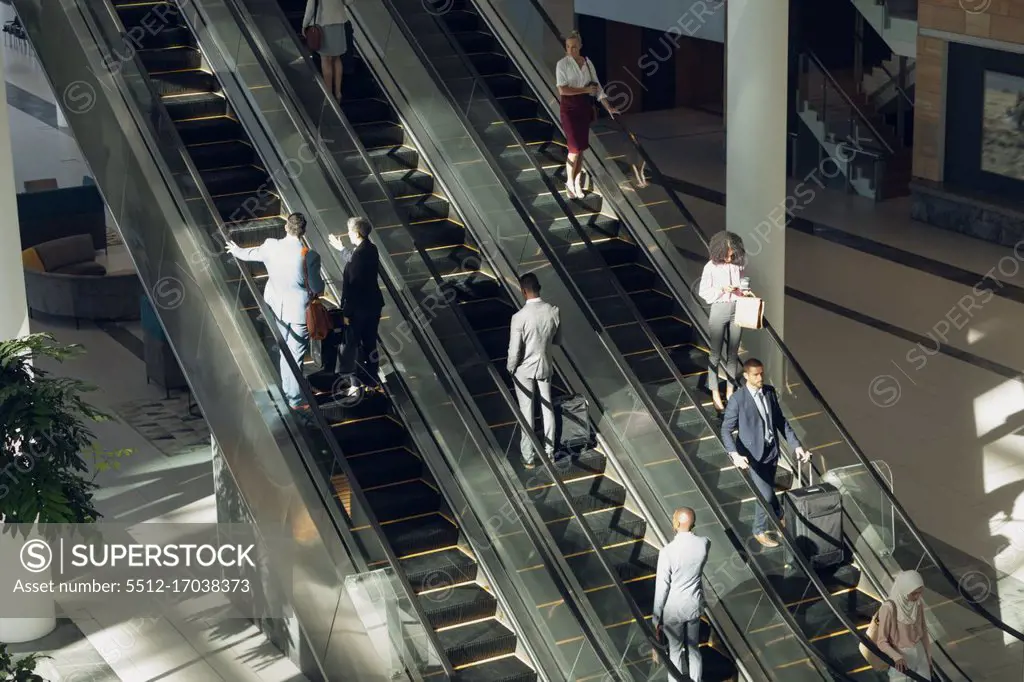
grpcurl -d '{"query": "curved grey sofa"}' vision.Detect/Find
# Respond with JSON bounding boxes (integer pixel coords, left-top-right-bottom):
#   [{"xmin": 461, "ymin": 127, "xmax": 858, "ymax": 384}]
[
  {"xmin": 24, "ymin": 269, "xmax": 141, "ymax": 326},
  {"xmin": 22, "ymin": 234, "xmax": 141, "ymax": 327}
]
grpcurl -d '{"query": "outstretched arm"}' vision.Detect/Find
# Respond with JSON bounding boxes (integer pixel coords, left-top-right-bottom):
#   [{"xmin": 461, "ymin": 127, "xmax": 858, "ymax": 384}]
[{"xmin": 226, "ymin": 239, "xmax": 267, "ymax": 263}]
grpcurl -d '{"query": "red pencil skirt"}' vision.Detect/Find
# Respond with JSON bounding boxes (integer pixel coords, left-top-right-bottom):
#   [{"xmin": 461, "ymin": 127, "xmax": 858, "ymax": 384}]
[{"xmin": 560, "ymin": 94, "xmax": 594, "ymax": 154}]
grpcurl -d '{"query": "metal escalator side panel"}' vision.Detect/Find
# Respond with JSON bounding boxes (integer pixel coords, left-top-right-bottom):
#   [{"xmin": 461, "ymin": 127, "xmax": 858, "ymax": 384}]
[{"xmin": 17, "ymin": 1, "xmax": 436, "ymax": 679}]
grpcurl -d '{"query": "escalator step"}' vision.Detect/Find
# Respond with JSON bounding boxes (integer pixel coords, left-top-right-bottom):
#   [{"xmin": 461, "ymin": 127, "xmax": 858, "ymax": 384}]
[
  {"xmin": 532, "ymin": 475, "xmax": 627, "ymax": 520},
  {"xmin": 163, "ymin": 92, "xmax": 228, "ymax": 121},
  {"xmin": 567, "ymin": 541, "xmax": 659, "ymax": 588},
  {"xmin": 646, "ymin": 315, "xmax": 696, "ymax": 349},
  {"xmin": 520, "ymin": 448, "xmax": 607, "ymax": 487},
  {"xmin": 347, "ymin": 168, "xmax": 435, "ymax": 203},
  {"xmin": 127, "ymin": 25, "xmax": 195, "ymax": 51},
  {"xmin": 343, "ymin": 143, "xmax": 420, "ymax": 176},
  {"xmin": 547, "ymin": 508, "xmax": 648, "ymax": 555},
  {"xmin": 444, "ymin": 30, "xmax": 496, "ymax": 55},
  {"xmin": 465, "ymin": 51, "xmax": 510, "ymax": 77},
  {"xmin": 226, "ymin": 217, "xmax": 286, "ymax": 245},
  {"xmin": 510, "ymin": 118, "xmax": 557, "ymax": 146},
  {"xmin": 629, "ymin": 289, "xmax": 678, "ymax": 319},
  {"xmin": 458, "ymin": 297, "xmax": 515, "ymax": 330},
  {"xmin": 352, "ymin": 120, "xmax": 405, "ymax": 149},
  {"xmin": 418, "ymin": 583, "xmax": 496, "ymax": 630},
  {"xmin": 394, "ymin": 193, "xmax": 451, "ymax": 224},
  {"xmin": 480, "ymin": 73, "xmax": 525, "ymax": 100},
  {"xmin": 437, "ymin": 618, "xmax": 517, "ymax": 669},
  {"xmin": 200, "ymin": 166, "xmax": 272, "ymax": 196},
  {"xmin": 347, "ymin": 447, "xmax": 423, "ymax": 489},
  {"xmin": 401, "ymin": 547, "xmax": 478, "ymax": 593},
  {"xmin": 332, "ymin": 413, "xmax": 408, "ymax": 455},
  {"xmin": 437, "ymin": 8, "xmax": 481, "ymax": 33},
  {"xmin": 149, "ymin": 69, "xmax": 219, "ymax": 97},
  {"xmin": 139, "ymin": 46, "xmax": 202, "ymax": 73},
  {"xmin": 341, "ymin": 97, "xmax": 396, "ymax": 126},
  {"xmin": 454, "ymin": 656, "xmax": 536, "ymax": 682},
  {"xmin": 187, "ymin": 140, "xmax": 256, "ymax": 170},
  {"xmin": 175, "ymin": 116, "xmax": 243, "ymax": 145},
  {"xmin": 384, "ymin": 513, "xmax": 459, "ymax": 557},
  {"xmin": 494, "ymin": 95, "xmax": 541, "ymax": 123},
  {"xmin": 214, "ymin": 191, "xmax": 282, "ymax": 222},
  {"xmin": 363, "ymin": 479, "xmax": 442, "ymax": 523}
]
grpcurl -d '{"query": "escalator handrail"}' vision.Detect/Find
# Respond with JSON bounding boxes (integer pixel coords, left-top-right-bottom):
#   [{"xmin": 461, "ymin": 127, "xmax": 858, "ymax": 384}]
[
  {"xmin": 214, "ymin": 2, "xmax": 641, "ymax": 678},
  {"xmin": 475, "ymin": 0, "xmax": 1024, "ymax": 650},
  {"xmin": 84, "ymin": 2, "xmax": 452, "ymax": 677},
  {"xmin": 393, "ymin": 8, "xmax": 939, "ymax": 680}
]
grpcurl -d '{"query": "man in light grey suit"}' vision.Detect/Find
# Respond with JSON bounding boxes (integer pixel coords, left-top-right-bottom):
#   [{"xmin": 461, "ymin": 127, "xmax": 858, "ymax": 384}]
[
  {"xmin": 226, "ymin": 213, "xmax": 324, "ymax": 409},
  {"xmin": 506, "ymin": 273, "xmax": 561, "ymax": 468},
  {"xmin": 652, "ymin": 507, "xmax": 709, "ymax": 682}
]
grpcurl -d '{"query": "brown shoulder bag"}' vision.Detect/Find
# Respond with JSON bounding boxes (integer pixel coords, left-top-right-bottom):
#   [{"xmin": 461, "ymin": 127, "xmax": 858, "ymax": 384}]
[
  {"xmin": 303, "ymin": 247, "xmax": 332, "ymax": 341},
  {"xmin": 304, "ymin": 0, "xmax": 323, "ymax": 51}
]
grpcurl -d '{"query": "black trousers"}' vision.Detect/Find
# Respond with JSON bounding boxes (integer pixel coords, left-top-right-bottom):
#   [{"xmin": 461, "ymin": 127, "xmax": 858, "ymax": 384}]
[
  {"xmin": 749, "ymin": 449, "xmax": 782, "ymax": 536},
  {"xmin": 347, "ymin": 309, "xmax": 381, "ymax": 386}
]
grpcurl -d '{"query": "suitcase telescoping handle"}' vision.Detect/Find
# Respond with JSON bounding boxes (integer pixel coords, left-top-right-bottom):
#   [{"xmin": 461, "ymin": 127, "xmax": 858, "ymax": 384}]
[{"xmin": 795, "ymin": 458, "xmax": 815, "ymax": 488}]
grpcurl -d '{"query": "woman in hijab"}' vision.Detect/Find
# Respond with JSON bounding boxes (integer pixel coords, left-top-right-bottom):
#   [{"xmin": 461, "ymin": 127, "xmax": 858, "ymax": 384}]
[{"xmin": 876, "ymin": 570, "xmax": 932, "ymax": 679}]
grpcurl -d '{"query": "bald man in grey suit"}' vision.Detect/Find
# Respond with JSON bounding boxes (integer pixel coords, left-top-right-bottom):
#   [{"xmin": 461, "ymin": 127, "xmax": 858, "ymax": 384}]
[
  {"xmin": 507, "ymin": 272, "xmax": 561, "ymax": 468},
  {"xmin": 652, "ymin": 507, "xmax": 709, "ymax": 682}
]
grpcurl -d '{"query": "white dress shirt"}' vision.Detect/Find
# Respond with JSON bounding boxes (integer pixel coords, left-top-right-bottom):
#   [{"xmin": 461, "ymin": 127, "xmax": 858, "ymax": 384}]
[
  {"xmin": 698, "ymin": 261, "xmax": 748, "ymax": 304},
  {"xmin": 555, "ymin": 56, "xmax": 608, "ymax": 101},
  {"xmin": 746, "ymin": 383, "xmax": 774, "ymax": 445},
  {"xmin": 303, "ymin": 0, "xmax": 349, "ymax": 28}
]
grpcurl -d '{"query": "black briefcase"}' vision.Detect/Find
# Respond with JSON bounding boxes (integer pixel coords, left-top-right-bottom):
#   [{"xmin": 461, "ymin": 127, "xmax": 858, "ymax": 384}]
[
  {"xmin": 555, "ymin": 393, "xmax": 595, "ymax": 451},
  {"xmin": 783, "ymin": 463, "xmax": 844, "ymax": 568}
]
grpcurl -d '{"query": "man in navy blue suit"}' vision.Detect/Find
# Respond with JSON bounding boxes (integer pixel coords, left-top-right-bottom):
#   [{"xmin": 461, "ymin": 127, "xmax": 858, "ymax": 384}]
[{"xmin": 721, "ymin": 358, "xmax": 811, "ymax": 548}]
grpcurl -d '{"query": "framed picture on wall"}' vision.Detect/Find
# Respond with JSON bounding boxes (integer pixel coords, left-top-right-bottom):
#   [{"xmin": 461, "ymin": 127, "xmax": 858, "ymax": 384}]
[{"xmin": 981, "ymin": 70, "xmax": 1024, "ymax": 182}]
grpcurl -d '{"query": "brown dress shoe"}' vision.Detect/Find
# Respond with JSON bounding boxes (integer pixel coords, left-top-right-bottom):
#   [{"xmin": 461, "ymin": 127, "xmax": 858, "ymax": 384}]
[{"xmin": 754, "ymin": 532, "xmax": 780, "ymax": 548}]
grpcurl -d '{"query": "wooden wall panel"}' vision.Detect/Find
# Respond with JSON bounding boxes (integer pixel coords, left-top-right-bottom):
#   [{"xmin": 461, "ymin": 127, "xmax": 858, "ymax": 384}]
[
  {"xmin": 919, "ymin": 0, "xmax": 1024, "ymax": 43},
  {"xmin": 674, "ymin": 39, "xmax": 724, "ymax": 112},
  {"xmin": 603, "ymin": 19, "xmax": 644, "ymax": 114},
  {"xmin": 912, "ymin": 36, "xmax": 948, "ymax": 181}
]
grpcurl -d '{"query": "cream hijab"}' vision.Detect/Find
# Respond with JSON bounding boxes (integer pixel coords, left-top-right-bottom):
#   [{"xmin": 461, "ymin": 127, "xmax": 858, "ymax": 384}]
[{"xmin": 888, "ymin": 570, "xmax": 925, "ymax": 624}]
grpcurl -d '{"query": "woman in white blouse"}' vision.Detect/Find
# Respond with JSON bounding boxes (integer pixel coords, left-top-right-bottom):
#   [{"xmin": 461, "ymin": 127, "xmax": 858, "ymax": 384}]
[
  {"xmin": 556, "ymin": 31, "xmax": 618, "ymax": 199},
  {"xmin": 303, "ymin": 0, "xmax": 351, "ymax": 102},
  {"xmin": 698, "ymin": 231, "xmax": 752, "ymax": 411}
]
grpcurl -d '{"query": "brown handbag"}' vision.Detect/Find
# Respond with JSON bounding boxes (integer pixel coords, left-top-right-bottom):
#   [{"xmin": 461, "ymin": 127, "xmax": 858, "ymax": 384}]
[
  {"xmin": 304, "ymin": 0, "xmax": 323, "ymax": 51},
  {"xmin": 303, "ymin": 247, "xmax": 332, "ymax": 341}
]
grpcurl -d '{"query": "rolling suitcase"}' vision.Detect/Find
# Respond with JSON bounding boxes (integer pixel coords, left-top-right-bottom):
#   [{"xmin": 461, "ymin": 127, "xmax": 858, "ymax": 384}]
[
  {"xmin": 554, "ymin": 393, "xmax": 596, "ymax": 451},
  {"xmin": 783, "ymin": 462, "xmax": 844, "ymax": 568}
]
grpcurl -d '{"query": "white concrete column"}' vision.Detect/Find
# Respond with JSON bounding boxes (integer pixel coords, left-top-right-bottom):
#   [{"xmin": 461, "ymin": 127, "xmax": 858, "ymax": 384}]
[
  {"xmin": 726, "ymin": 0, "xmax": 788, "ymax": 341},
  {"xmin": 0, "ymin": 45, "xmax": 29, "ymax": 342}
]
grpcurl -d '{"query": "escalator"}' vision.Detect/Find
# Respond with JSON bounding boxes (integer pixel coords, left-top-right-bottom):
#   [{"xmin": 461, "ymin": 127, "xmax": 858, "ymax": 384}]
[
  {"xmin": 267, "ymin": 3, "xmax": 741, "ymax": 677},
  {"xmin": 366, "ymin": 0, "xmax": 1024, "ymax": 680},
  {"xmin": 319, "ymin": 0, "xmax": 891, "ymax": 678},
  {"xmin": 69, "ymin": 2, "xmax": 548, "ymax": 679}
]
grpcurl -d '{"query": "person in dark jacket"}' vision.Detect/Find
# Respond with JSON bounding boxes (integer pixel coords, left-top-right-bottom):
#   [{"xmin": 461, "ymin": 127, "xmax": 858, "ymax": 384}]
[
  {"xmin": 721, "ymin": 358, "xmax": 811, "ymax": 548},
  {"xmin": 328, "ymin": 216, "xmax": 383, "ymax": 396}
]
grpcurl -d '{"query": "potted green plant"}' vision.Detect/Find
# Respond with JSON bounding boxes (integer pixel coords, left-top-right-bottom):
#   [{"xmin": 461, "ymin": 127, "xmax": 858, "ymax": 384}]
[
  {"xmin": 0, "ymin": 642, "xmax": 48, "ymax": 681},
  {"xmin": 0, "ymin": 333, "xmax": 131, "ymax": 643}
]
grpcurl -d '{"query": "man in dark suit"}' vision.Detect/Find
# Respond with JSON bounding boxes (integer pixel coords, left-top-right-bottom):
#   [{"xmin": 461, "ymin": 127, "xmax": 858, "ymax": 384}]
[
  {"xmin": 721, "ymin": 358, "xmax": 811, "ymax": 548},
  {"xmin": 328, "ymin": 216, "xmax": 383, "ymax": 396}
]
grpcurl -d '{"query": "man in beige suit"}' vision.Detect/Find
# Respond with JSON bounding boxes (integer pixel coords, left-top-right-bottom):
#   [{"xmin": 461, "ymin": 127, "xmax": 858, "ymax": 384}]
[{"xmin": 507, "ymin": 273, "xmax": 561, "ymax": 468}]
